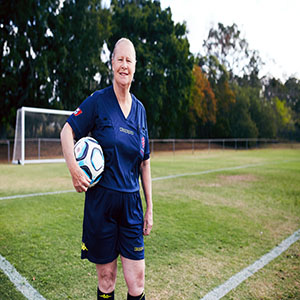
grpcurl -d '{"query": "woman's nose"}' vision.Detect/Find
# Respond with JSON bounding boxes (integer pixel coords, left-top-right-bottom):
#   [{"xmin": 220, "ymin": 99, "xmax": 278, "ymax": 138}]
[{"xmin": 121, "ymin": 59, "xmax": 127, "ymax": 68}]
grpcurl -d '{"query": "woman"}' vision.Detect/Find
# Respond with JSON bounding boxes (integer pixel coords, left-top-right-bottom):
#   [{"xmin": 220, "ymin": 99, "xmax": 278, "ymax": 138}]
[{"xmin": 60, "ymin": 38, "xmax": 153, "ymax": 300}]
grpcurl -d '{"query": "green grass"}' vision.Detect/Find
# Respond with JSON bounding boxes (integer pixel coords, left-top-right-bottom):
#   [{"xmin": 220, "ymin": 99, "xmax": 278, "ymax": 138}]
[{"xmin": 0, "ymin": 148, "xmax": 300, "ymax": 299}]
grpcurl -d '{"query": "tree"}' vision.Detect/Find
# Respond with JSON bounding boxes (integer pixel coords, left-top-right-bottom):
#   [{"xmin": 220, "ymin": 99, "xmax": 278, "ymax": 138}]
[
  {"xmin": 108, "ymin": 0, "xmax": 194, "ymax": 138},
  {"xmin": 284, "ymin": 78, "xmax": 300, "ymax": 136},
  {"xmin": 263, "ymin": 76, "xmax": 299, "ymax": 139},
  {"xmin": 202, "ymin": 23, "xmax": 263, "ymax": 79},
  {"xmin": 0, "ymin": 0, "xmax": 61, "ymax": 137},
  {"xmin": 189, "ymin": 65, "xmax": 216, "ymax": 137},
  {"xmin": 263, "ymin": 77, "xmax": 286, "ymax": 101},
  {"xmin": 258, "ymin": 102, "xmax": 278, "ymax": 138},
  {"xmin": 248, "ymin": 90, "xmax": 277, "ymax": 138},
  {"xmin": 200, "ymin": 55, "xmax": 235, "ymax": 138},
  {"xmin": 45, "ymin": 0, "xmax": 110, "ymax": 110},
  {"xmin": 272, "ymin": 97, "xmax": 295, "ymax": 138},
  {"xmin": 0, "ymin": 0, "xmax": 110, "ymax": 137},
  {"xmin": 229, "ymin": 85, "xmax": 258, "ymax": 138},
  {"xmin": 284, "ymin": 77, "xmax": 300, "ymax": 112}
]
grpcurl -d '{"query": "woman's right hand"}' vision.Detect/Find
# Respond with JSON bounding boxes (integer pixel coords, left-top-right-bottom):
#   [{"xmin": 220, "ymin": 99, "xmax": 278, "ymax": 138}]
[
  {"xmin": 61, "ymin": 122, "xmax": 91, "ymax": 193},
  {"xmin": 71, "ymin": 165, "xmax": 91, "ymax": 193}
]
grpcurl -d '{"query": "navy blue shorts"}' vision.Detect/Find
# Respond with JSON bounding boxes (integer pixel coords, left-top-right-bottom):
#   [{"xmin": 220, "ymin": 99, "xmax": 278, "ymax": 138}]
[{"xmin": 81, "ymin": 186, "xmax": 144, "ymax": 264}]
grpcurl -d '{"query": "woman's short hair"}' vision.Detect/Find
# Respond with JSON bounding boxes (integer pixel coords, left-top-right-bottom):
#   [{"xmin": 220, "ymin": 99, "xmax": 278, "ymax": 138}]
[{"xmin": 112, "ymin": 38, "xmax": 136, "ymax": 61}]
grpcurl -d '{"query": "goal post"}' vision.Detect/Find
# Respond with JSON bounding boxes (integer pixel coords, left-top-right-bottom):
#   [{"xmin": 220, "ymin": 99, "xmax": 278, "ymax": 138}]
[{"xmin": 12, "ymin": 106, "xmax": 73, "ymax": 165}]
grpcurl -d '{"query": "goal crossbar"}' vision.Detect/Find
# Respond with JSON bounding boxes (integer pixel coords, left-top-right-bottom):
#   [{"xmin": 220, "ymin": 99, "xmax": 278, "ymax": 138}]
[{"xmin": 20, "ymin": 106, "xmax": 73, "ymax": 116}]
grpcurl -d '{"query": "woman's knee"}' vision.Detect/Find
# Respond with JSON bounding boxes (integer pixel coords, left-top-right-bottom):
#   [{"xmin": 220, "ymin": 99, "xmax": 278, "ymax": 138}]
[
  {"xmin": 96, "ymin": 261, "xmax": 117, "ymax": 292},
  {"xmin": 129, "ymin": 269, "xmax": 145, "ymax": 296},
  {"xmin": 121, "ymin": 257, "xmax": 145, "ymax": 296}
]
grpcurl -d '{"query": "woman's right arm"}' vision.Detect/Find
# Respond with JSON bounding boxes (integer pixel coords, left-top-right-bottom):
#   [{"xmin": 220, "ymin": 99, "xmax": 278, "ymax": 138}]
[{"xmin": 60, "ymin": 122, "xmax": 90, "ymax": 192}]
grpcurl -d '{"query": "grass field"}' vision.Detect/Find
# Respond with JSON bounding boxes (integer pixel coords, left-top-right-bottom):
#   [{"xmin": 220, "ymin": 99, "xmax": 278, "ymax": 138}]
[{"xmin": 0, "ymin": 148, "xmax": 299, "ymax": 300}]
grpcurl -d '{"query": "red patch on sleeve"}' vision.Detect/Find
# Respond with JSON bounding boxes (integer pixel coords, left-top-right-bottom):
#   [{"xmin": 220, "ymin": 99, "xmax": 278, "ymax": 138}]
[{"xmin": 73, "ymin": 108, "xmax": 82, "ymax": 116}]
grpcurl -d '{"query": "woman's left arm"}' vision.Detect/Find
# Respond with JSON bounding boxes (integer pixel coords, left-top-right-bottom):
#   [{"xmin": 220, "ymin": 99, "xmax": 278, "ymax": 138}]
[{"xmin": 140, "ymin": 158, "xmax": 153, "ymax": 236}]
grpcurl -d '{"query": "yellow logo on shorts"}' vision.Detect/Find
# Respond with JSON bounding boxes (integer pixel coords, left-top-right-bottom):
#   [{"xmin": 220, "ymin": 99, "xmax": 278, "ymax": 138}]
[
  {"xmin": 134, "ymin": 246, "xmax": 144, "ymax": 252},
  {"xmin": 81, "ymin": 242, "xmax": 88, "ymax": 251},
  {"xmin": 99, "ymin": 295, "xmax": 112, "ymax": 299}
]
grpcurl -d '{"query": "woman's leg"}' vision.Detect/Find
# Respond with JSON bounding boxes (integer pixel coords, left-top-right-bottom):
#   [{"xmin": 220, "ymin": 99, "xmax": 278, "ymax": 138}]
[
  {"xmin": 96, "ymin": 259, "xmax": 118, "ymax": 293},
  {"xmin": 121, "ymin": 256, "xmax": 145, "ymax": 297}
]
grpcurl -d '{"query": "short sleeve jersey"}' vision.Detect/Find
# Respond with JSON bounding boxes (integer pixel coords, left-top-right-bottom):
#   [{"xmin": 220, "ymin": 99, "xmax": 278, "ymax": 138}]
[{"xmin": 67, "ymin": 85, "xmax": 150, "ymax": 192}]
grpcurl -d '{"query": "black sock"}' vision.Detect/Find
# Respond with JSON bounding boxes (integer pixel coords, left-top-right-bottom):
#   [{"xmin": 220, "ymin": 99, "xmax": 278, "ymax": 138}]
[
  {"xmin": 127, "ymin": 291, "xmax": 145, "ymax": 300},
  {"xmin": 98, "ymin": 287, "xmax": 114, "ymax": 299}
]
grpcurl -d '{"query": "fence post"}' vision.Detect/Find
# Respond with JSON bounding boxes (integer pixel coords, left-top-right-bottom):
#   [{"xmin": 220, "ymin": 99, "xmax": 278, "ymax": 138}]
[
  {"xmin": 172, "ymin": 139, "xmax": 175, "ymax": 155},
  {"xmin": 192, "ymin": 140, "xmax": 194, "ymax": 154},
  {"xmin": 38, "ymin": 138, "xmax": 41, "ymax": 159},
  {"xmin": 151, "ymin": 140, "xmax": 154, "ymax": 156},
  {"xmin": 7, "ymin": 140, "xmax": 10, "ymax": 163}
]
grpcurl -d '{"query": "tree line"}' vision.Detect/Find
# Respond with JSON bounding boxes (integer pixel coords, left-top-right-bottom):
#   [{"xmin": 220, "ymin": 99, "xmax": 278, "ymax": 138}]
[{"xmin": 1, "ymin": 0, "xmax": 299, "ymax": 140}]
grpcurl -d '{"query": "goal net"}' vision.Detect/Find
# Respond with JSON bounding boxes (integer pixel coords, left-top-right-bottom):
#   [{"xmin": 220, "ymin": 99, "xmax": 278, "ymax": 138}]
[{"xmin": 12, "ymin": 106, "xmax": 73, "ymax": 164}]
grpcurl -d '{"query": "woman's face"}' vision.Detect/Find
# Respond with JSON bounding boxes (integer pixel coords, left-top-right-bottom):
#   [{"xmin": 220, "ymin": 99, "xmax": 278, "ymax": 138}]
[{"xmin": 112, "ymin": 41, "xmax": 136, "ymax": 89}]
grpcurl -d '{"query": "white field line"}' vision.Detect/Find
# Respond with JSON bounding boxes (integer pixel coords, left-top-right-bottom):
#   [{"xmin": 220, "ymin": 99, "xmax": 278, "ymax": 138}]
[
  {"xmin": 0, "ymin": 189, "xmax": 74, "ymax": 201},
  {"xmin": 0, "ymin": 254, "xmax": 46, "ymax": 300},
  {"xmin": 152, "ymin": 163, "xmax": 263, "ymax": 181},
  {"xmin": 200, "ymin": 229, "xmax": 300, "ymax": 300},
  {"xmin": 152, "ymin": 159, "xmax": 298, "ymax": 182},
  {"xmin": 0, "ymin": 158, "xmax": 299, "ymax": 300}
]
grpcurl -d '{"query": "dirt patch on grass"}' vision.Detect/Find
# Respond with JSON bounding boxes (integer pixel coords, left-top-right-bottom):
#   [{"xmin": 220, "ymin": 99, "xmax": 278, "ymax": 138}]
[
  {"xmin": 197, "ymin": 182, "xmax": 223, "ymax": 188},
  {"xmin": 218, "ymin": 174, "xmax": 258, "ymax": 184},
  {"xmin": 191, "ymin": 174, "xmax": 258, "ymax": 189}
]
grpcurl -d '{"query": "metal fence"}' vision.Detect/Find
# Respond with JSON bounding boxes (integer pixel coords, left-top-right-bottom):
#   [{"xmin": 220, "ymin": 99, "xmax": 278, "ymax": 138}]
[
  {"xmin": 1, "ymin": 137, "xmax": 294, "ymax": 164},
  {"xmin": 149, "ymin": 138, "xmax": 282, "ymax": 155},
  {"xmin": 1, "ymin": 138, "xmax": 64, "ymax": 163}
]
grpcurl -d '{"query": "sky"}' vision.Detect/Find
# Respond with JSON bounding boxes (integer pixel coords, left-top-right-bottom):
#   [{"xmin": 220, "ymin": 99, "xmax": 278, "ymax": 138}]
[
  {"xmin": 103, "ymin": 0, "xmax": 300, "ymax": 81},
  {"xmin": 159, "ymin": 0, "xmax": 300, "ymax": 81}
]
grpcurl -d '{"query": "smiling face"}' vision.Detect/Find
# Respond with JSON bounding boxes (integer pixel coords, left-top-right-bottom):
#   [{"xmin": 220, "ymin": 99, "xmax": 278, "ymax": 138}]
[{"xmin": 112, "ymin": 39, "xmax": 136, "ymax": 89}]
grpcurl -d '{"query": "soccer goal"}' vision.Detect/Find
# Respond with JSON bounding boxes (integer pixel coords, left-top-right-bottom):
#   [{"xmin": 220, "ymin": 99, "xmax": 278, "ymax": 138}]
[{"xmin": 12, "ymin": 106, "xmax": 73, "ymax": 165}]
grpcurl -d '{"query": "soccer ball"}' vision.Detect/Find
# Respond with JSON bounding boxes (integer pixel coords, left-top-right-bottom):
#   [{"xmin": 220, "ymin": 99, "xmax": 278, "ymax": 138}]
[{"xmin": 74, "ymin": 137, "xmax": 104, "ymax": 187}]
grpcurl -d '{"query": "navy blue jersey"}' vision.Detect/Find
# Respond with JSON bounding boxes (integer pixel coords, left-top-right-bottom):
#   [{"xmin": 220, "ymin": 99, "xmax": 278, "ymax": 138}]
[{"xmin": 67, "ymin": 85, "xmax": 150, "ymax": 192}]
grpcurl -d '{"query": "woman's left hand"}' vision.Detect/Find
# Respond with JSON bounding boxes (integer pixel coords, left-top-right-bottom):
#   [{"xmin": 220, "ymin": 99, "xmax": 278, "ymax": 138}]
[{"xmin": 143, "ymin": 207, "xmax": 153, "ymax": 236}]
